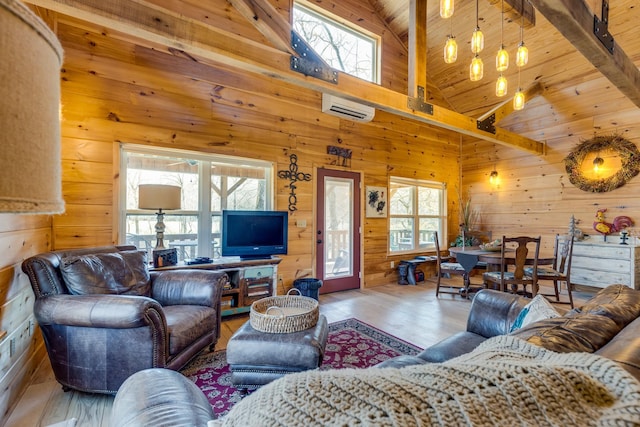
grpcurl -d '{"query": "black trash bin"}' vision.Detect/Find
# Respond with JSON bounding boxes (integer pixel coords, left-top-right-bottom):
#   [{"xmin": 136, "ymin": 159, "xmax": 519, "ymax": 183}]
[{"xmin": 293, "ymin": 278, "xmax": 323, "ymax": 301}]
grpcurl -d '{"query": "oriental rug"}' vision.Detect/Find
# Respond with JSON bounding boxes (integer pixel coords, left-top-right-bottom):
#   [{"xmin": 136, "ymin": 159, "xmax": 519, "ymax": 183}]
[{"xmin": 180, "ymin": 318, "xmax": 422, "ymax": 419}]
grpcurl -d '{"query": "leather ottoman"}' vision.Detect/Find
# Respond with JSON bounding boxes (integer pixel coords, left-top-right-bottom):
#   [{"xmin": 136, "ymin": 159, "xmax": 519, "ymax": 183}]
[{"xmin": 227, "ymin": 314, "xmax": 329, "ymax": 393}]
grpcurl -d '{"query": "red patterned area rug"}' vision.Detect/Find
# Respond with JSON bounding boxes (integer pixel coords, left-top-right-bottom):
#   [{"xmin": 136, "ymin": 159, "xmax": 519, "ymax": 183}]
[{"xmin": 180, "ymin": 318, "xmax": 422, "ymax": 419}]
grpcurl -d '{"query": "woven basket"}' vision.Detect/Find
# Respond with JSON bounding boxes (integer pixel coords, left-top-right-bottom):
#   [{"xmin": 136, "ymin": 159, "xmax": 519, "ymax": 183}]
[{"xmin": 250, "ymin": 288, "xmax": 319, "ymax": 333}]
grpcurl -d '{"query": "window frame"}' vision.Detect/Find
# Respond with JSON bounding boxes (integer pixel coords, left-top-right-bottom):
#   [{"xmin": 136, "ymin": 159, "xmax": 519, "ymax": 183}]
[
  {"xmin": 292, "ymin": 0, "xmax": 381, "ymax": 84},
  {"xmin": 119, "ymin": 144, "xmax": 275, "ymax": 260},
  {"xmin": 388, "ymin": 177, "xmax": 447, "ymax": 255}
]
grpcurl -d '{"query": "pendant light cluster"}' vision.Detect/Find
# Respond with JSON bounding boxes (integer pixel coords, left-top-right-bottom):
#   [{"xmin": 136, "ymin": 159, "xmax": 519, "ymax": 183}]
[{"xmin": 440, "ymin": 0, "xmax": 531, "ymax": 110}]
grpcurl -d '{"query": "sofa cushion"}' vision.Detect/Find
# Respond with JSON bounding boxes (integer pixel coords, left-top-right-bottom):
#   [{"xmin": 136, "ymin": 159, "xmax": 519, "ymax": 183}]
[
  {"xmin": 568, "ymin": 284, "xmax": 640, "ymax": 328},
  {"xmin": 511, "ymin": 314, "xmax": 620, "ymax": 353},
  {"xmin": 509, "ymin": 294, "xmax": 560, "ymax": 332},
  {"xmin": 163, "ymin": 305, "xmax": 217, "ymax": 355},
  {"xmin": 60, "ymin": 250, "xmax": 151, "ymax": 296}
]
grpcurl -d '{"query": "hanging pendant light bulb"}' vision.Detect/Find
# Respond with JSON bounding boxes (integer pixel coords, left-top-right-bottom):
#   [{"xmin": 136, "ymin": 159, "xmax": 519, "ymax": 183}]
[
  {"xmin": 513, "ymin": 68, "xmax": 525, "ymax": 110},
  {"xmin": 443, "ymin": 18, "xmax": 457, "ymax": 64},
  {"xmin": 470, "ymin": 55, "xmax": 483, "ymax": 81},
  {"xmin": 444, "ymin": 35, "xmax": 457, "ymax": 63},
  {"xmin": 516, "ymin": 15, "xmax": 528, "ymax": 67},
  {"xmin": 495, "ymin": 0, "xmax": 509, "ymax": 72},
  {"xmin": 471, "ymin": 0, "xmax": 484, "ymax": 53},
  {"xmin": 513, "ymin": 89, "xmax": 525, "ymax": 110},
  {"xmin": 440, "ymin": 0, "xmax": 454, "ymax": 19},
  {"xmin": 496, "ymin": 74, "xmax": 508, "ymax": 97},
  {"xmin": 496, "ymin": 46, "xmax": 509, "ymax": 71},
  {"xmin": 516, "ymin": 43, "xmax": 528, "ymax": 67}
]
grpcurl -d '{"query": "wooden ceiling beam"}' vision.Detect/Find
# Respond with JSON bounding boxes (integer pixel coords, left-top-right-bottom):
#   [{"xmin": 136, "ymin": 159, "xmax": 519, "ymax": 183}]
[
  {"xmin": 407, "ymin": 0, "xmax": 427, "ymax": 99},
  {"xmin": 528, "ymin": 0, "xmax": 640, "ymax": 109},
  {"xmin": 27, "ymin": 0, "xmax": 545, "ymax": 155},
  {"xmin": 227, "ymin": 0, "xmax": 295, "ymax": 55},
  {"xmin": 488, "ymin": 0, "xmax": 536, "ymax": 27}
]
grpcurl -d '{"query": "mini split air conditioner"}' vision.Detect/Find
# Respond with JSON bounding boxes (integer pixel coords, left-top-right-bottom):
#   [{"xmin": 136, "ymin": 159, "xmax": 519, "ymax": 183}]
[{"xmin": 321, "ymin": 94, "xmax": 375, "ymax": 123}]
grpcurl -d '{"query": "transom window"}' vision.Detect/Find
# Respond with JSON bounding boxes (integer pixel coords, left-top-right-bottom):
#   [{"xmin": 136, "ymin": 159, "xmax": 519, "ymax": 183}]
[
  {"xmin": 388, "ymin": 177, "xmax": 447, "ymax": 253},
  {"xmin": 292, "ymin": 1, "xmax": 379, "ymax": 83},
  {"xmin": 120, "ymin": 145, "xmax": 273, "ymax": 261}
]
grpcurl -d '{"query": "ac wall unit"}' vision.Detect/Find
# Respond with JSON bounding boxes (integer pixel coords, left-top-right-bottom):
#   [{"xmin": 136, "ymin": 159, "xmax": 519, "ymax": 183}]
[{"xmin": 321, "ymin": 94, "xmax": 375, "ymax": 123}]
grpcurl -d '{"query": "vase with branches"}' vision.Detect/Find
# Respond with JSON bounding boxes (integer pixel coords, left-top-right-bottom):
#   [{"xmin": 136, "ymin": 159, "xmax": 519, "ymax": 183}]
[{"xmin": 452, "ymin": 191, "xmax": 480, "ymax": 247}]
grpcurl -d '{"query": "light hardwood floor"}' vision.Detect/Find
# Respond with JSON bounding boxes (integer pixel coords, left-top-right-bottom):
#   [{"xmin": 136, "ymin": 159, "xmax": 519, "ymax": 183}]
[{"xmin": 3, "ymin": 279, "xmax": 595, "ymax": 427}]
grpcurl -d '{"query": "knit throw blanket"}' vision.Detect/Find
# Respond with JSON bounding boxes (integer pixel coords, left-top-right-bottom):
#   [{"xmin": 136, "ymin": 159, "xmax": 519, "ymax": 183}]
[{"xmin": 220, "ymin": 335, "xmax": 640, "ymax": 426}]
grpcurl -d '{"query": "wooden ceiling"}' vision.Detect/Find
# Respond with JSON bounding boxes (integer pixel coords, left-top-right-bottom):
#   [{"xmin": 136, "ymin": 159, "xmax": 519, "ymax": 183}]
[{"xmin": 371, "ymin": 0, "xmax": 640, "ymax": 115}]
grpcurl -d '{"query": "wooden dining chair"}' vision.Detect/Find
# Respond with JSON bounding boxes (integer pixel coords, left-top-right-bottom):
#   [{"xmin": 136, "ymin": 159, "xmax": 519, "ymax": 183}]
[
  {"xmin": 482, "ymin": 235, "xmax": 541, "ymax": 297},
  {"xmin": 525, "ymin": 234, "xmax": 575, "ymax": 308},
  {"xmin": 433, "ymin": 231, "xmax": 469, "ymax": 297}
]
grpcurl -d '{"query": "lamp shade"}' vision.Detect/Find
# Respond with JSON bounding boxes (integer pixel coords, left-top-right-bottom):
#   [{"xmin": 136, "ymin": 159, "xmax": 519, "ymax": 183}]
[
  {"xmin": 138, "ymin": 185, "xmax": 182, "ymax": 211},
  {"xmin": 0, "ymin": 0, "xmax": 64, "ymax": 213}
]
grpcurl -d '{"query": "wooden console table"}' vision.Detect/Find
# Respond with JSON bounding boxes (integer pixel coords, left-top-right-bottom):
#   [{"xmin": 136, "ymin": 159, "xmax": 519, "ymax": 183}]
[{"xmin": 152, "ymin": 257, "xmax": 282, "ymax": 316}]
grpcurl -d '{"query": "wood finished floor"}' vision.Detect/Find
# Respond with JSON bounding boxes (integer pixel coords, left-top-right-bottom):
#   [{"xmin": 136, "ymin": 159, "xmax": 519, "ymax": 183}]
[{"xmin": 3, "ymin": 279, "xmax": 595, "ymax": 427}]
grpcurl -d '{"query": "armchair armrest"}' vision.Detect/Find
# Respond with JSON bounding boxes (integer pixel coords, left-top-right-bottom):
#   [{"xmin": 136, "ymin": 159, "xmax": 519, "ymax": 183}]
[
  {"xmin": 150, "ymin": 270, "xmax": 227, "ymax": 307},
  {"xmin": 34, "ymin": 294, "xmax": 164, "ymax": 328},
  {"xmin": 467, "ymin": 289, "xmax": 528, "ymax": 337}
]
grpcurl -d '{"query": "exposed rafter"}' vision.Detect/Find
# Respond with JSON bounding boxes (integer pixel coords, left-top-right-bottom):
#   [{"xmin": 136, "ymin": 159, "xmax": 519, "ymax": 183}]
[
  {"xmin": 489, "ymin": 0, "xmax": 536, "ymax": 27},
  {"xmin": 528, "ymin": 0, "xmax": 640, "ymax": 108},
  {"xmin": 26, "ymin": 0, "xmax": 545, "ymax": 155},
  {"xmin": 227, "ymin": 0, "xmax": 295, "ymax": 55}
]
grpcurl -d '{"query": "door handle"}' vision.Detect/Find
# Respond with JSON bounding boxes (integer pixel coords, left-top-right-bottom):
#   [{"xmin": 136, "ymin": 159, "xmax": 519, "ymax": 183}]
[{"xmin": 317, "ymin": 239, "xmax": 322, "ymax": 244}]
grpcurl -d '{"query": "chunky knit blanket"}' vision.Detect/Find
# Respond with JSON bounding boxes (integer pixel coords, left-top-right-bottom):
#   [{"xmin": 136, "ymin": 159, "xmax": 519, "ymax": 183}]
[{"xmin": 220, "ymin": 335, "xmax": 640, "ymax": 426}]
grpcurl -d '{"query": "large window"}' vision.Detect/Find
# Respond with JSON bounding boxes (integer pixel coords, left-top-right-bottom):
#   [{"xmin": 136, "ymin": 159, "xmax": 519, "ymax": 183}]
[
  {"xmin": 389, "ymin": 177, "xmax": 447, "ymax": 253},
  {"xmin": 292, "ymin": 2, "xmax": 379, "ymax": 83},
  {"xmin": 120, "ymin": 145, "xmax": 273, "ymax": 261}
]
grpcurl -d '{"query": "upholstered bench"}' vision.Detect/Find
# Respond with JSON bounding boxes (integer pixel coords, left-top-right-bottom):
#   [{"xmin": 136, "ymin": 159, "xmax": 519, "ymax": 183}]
[{"xmin": 227, "ymin": 314, "xmax": 329, "ymax": 393}]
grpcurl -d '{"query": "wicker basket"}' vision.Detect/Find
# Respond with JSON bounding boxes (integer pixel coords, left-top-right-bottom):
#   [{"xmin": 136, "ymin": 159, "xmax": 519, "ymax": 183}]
[{"xmin": 250, "ymin": 288, "xmax": 319, "ymax": 333}]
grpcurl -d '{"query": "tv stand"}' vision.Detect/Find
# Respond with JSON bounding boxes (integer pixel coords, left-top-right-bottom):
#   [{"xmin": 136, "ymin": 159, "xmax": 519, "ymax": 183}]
[{"xmin": 151, "ymin": 257, "xmax": 282, "ymax": 317}]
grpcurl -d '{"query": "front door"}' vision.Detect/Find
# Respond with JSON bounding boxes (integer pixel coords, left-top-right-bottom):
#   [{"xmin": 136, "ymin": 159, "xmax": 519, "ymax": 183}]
[{"xmin": 316, "ymin": 169, "xmax": 361, "ymax": 293}]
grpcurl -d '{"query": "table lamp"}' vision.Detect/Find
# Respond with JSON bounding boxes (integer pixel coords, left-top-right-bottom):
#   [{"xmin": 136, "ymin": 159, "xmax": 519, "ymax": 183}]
[
  {"xmin": 0, "ymin": 0, "xmax": 64, "ymax": 213},
  {"xmin": 138, "ymin": 184, "xmax": 181, "ymax": 250}
]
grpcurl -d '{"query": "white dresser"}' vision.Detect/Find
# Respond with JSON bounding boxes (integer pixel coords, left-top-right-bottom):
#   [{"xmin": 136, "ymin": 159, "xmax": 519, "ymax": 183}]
[{"xmin": 569, "ymin": 237, "xmax": 640, "ymax": 290}]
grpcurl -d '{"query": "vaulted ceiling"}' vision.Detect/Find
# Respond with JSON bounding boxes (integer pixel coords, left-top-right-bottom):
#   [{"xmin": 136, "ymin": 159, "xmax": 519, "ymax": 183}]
[{"xmin": 370, "ymin": 0, "xmax": 640, "ymax": 147}]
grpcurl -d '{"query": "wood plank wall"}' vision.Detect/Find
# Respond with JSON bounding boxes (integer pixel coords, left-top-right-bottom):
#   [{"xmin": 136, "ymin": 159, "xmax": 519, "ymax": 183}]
[
  {"xmin": 458, "ymin": 0, "xmax": 640, "ymax": 256},
  {"xmin": 1, "ymin": 0, "xmax": 460, "ymax": 420},
  {"xmin": 0, "ymin": 215, "xmax": 51, "ymax": 421}
]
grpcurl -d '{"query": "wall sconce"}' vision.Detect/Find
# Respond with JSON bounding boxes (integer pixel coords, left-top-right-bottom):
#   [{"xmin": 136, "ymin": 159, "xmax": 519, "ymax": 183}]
[
  {"xmin": 490, "ymin": 170, "xmax": 499, "ymax": 184},
  {"xmin": 138, "ymin": 184, "xmax": 182, "ymax": 250},
  {"xmin": 0, "ymin": 0, "xmax": 64, "ymax": 213},
  {"xmin": 593, "ymin": 156, "xmax": 604, "ymax": 172}
]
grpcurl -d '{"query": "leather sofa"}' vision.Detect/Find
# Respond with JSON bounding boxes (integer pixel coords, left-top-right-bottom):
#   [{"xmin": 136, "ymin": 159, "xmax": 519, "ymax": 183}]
[
  {"xmin": 378, "ymin": 284, "xmax": 640, "ymax": 381},
  {"xmin": 110, "ymin": 284, "xmax": 640, "ymax": 425},
  {"xmin": 22, "ymin": 245, "xmax": 227, "ymax": 394}
]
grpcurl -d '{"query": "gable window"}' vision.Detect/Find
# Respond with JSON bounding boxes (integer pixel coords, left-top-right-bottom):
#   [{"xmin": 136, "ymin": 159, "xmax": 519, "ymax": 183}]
[
  {"xmin": 120, "ymin": 145, "xmax": 273, "ymax": 261},
  {"xmin": 292, "ymin": 2, "xmax": 379, "ymax": 83},
  {"xmin": 389, "ymin": 177, "xmax": 447, "ymax": 253}
]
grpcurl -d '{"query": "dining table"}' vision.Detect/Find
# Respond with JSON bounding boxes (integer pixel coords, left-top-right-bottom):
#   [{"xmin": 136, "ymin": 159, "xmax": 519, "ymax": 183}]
[{"xmin": 448, "ymin": 245, "xmax": 555, "ymax": 293}]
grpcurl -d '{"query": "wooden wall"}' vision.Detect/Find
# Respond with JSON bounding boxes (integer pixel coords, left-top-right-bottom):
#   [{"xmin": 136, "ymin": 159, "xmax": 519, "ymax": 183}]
[
  {"xmin": 1, "ymin": 2, "xmax": 463, "ymax": 421},
  {"xmin": 53, "ymin": 0, "xmax": 463, "ymax": 283},
  {"xmin": 0, "ymin": 215, "xmax": 50, "ymax": 421},
  {"xmin": 457, "ymin": 0, "xmax": 640, "ymax": 256}
]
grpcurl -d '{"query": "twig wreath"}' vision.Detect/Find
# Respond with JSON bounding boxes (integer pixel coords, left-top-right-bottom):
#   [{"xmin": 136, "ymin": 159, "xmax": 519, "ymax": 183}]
[{"xmin": 564, "ymin": 134, "xmax": 640, "ymax": 192}]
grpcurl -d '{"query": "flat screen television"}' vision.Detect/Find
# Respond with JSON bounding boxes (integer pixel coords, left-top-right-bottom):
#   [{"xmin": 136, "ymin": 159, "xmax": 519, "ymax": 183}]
[{"xmin": 221, "ymin": 210, "xmax": 289, "ymax": 260}]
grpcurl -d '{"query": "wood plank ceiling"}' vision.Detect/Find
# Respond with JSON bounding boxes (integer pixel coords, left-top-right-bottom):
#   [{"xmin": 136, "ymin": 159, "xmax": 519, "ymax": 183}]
[{"xmin": 372, "ymin": 0, "xmax": 640, "ymax": 135}]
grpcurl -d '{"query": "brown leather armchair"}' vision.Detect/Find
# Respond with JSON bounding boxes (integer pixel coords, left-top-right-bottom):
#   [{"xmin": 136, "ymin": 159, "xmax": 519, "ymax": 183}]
[{"xmin": 22, "ymin": 245, "xmax": 227, "ymax": 394}]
